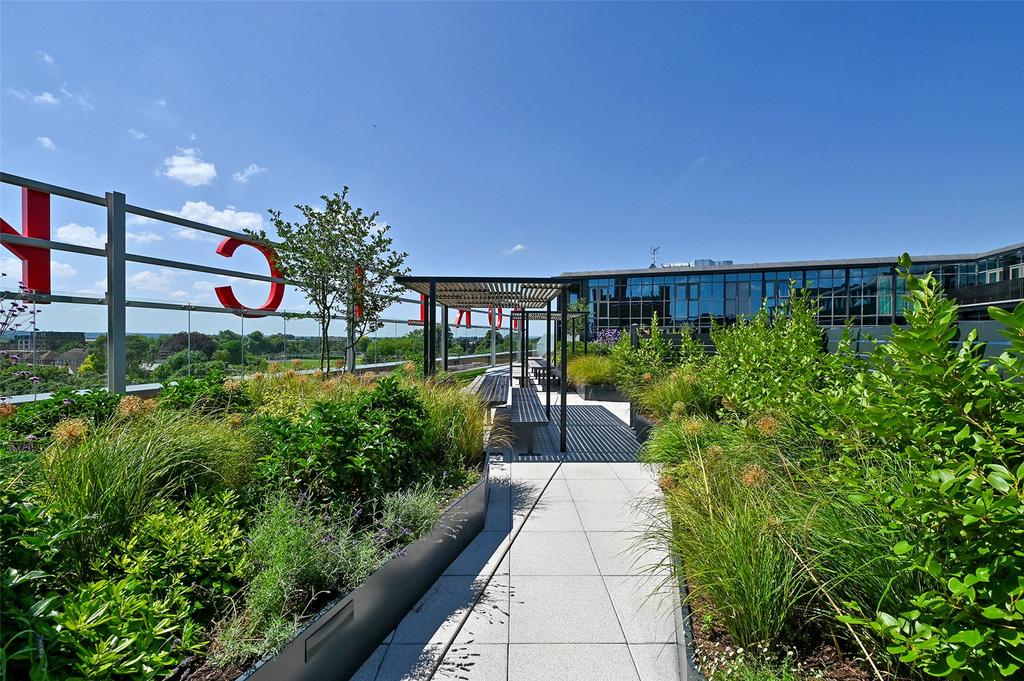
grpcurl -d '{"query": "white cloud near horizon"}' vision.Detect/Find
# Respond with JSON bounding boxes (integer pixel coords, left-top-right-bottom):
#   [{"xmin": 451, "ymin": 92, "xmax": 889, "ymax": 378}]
[
  {"xmin": 34, "ymin": 91, "xmax": 59, "ymax": 105},
  {"xmin": 126, "ymin": 230, "xmax": 163, "ymax": 244},
  {"xmin": 37, "ymin": 136, "xmax": 57, "ymax": 151},
  {"xmin": 128, "ymin": 128, "xmax": 147, "ymax": 140},
  {"xmin": 233, "ymin": 163, "xmax": 267, "ymax": 184},
  {"xmin": 162, "ymin": 147, "xmax": 217, "ymax": 186},
  {"xmin": 502, "ymin": 244, "xmax": 527, "ymax": 255},
  {"xmin": 56, "ymin": 223, "xmax": 104, "ymax": 249}
]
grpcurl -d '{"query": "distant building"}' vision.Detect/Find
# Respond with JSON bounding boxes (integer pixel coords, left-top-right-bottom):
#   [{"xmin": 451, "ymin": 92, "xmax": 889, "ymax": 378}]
[
  {"xmin": 563, "ymin": 241, "xmax": 1023, "ymax": 332},
  {"xmin": 0, "ymin": 330, "xmax": 86, "ymax": 353}
]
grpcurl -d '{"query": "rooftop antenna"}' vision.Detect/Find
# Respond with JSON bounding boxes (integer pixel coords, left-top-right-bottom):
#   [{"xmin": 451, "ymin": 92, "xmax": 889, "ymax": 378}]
[{"xmin": 650, "ymin": 246, "xmax": 660, "ymax": 268}]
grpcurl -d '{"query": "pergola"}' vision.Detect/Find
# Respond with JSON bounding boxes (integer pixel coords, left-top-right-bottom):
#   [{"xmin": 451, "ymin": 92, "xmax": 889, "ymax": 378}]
[{"xmin": 396, "ymin": 276, "xmax": 577, "ymax": 453}]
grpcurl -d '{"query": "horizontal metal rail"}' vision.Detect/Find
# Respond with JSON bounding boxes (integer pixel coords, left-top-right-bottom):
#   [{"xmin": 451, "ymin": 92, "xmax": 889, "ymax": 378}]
[{"xmin": 1, "ymin": 172, "xmax": 106, "ymax": 206}]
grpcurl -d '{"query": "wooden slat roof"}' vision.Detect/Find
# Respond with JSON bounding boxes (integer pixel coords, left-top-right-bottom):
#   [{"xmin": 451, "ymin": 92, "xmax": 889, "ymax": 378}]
[{"xmin": 396, "ymin": 276, "xmax": 571, "ymax": 309}]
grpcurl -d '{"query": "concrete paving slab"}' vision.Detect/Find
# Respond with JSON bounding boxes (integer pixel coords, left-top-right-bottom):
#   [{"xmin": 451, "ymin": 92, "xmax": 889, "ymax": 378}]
[
  {"xmin": 565, "ymin": 476, "xmax": 633, "ymax": 501},
  {"xmin": 517, "ymin": 500, "xmax": 584, "ymax": 532},
  {"xmin": 510, "ymin": 462, "xmax": 561, "ymax": 480},
  {"xmin": 375, "ymin": 643, "xmax": 441, "ymax": 681},
  {"xmin": 559, "ymin": 462, "xmax": 621, "ymax": 479},
  {"xmin": 509, "ymin": 531, "xmax": 599, "ymax": 576},
  {"xmin": 393, "ymin": 574, "xmax": 508, "ymax": 645},
  {"xmin": 630, "ymin": 643, "xmax": 681, "ymax": 681},
  {"xmin": 350, "ymin": 643, "xmax": 386, "ymax": 681},
  {"xmin": 604, "ymin": 575, "xmax": 678, "ymax": 644},
  {"xmin": 508, "ymin": 643, "xmax": 640, "ymax": 681},
  {"xmin": 433, "ymin": 643, "xmax": 508, "ymax": 680},
  {"xmin": 574, "ymin": 499, "xmax": 643, "ymax": 533},
  {"xmin": 509, "ymin": 575, "xmax": 625, "ymax": 643},
  {"xmin": 587, "ymin": 530, "xmax": 670, "ymax": 577},
  {"xmin": 613, "ymin": 462, "xmax": 661, "ymax": 480},
  {"xmin": 443, "ymin": 530, "xmax": 511, "ymax": 576}
]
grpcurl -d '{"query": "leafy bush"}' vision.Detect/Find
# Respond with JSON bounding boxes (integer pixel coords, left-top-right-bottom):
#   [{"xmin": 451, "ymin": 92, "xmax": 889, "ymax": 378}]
[
  {"xmin": 636, "ymin": 366, "xmax": 716, "ymax": 420},
  {"xmin": 610, "ymin": 313, "xmax": 676, "ymax": 399},
  {"xmin": 0, "ymin": 388, "xmax": 121, "ymax": 445},
  {"xmin": 158, "ymin": 369, "xmax": 251, "ymax": 413},
  {"xmin": 52, "ymin": 575, "xmax": 203, "ymax": 679},
  {"xmin": 40, "ymin": 409, "xmax": 256, "ymax": 573},
  {"xmin": 567, "ymin": 354, "xmax": 616, "ymax": 387},
  {"xmin": 420, "ymin": 380, "xmax": 496, "ymax": 474},
  {"xmin": 835, "ymin": 261, "xmax": 1024, "ymax": 679},
  {"xmin": 255, "ymin": 374, "xmax": 429, "ymax": 501}
]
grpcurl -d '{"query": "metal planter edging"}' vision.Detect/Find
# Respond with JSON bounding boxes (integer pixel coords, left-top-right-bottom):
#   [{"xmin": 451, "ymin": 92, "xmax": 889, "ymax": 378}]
[
  {"xmin": 629, "ymin": 403, "xmax": 656, "ymax": 444},
  {"xmin": 672, "ymin": 540, "xmax": 707, "ymax": 681},
  {"xmin": 576, "ymin": 383, "xmax": 628, "ymax": 402},
  {"xmin": 237, "ymin": 460, "xmax": 489, "ymax": 681}
]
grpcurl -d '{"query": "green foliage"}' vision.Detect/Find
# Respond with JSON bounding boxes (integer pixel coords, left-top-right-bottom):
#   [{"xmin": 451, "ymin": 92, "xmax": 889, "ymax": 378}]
[
  {"xmin": 636, "ymin": 366, "xmax": 716, "ymax": 420},
  {"xmin": 52, "ymin": 575, "xmax": 203, "ymax": 679},
  {"xmin": 420, "ymin": 379, "xmax": 494, "ymax": 474},
  {"xmin": 250, "ymin": 186, "xmax": 409, "ymax": 371},
  {"xmin": 610, "ymin": 313, "xmax": 676, "ymax": 399},
  {"xmin": 40, "ymin": 409, "xmax": 256, "ymax": 574},
  {"xmin": 834, "ymin": 259, "xmax": 1024, "ymax": 680},
  {"xmin": 644, "ymin": 258, "xmax": 1024, "ymax": 680},
  {"xmin": 706, "ymin": 290, "xmax": 825, "ymax": 415},
  {"xmin": 158, "ymin": 369, "xmax": 251, "ymax": 413},
  {"xmin": 566, "ymin": 354, "xmax": 616, "ymax": 387},
  {"xmin": 255, "ymin": 374, "xmax": 431, "ymax": 502},
  {"xmin": 109, "ymin": 492, "xmax": 249, "ymax": 619},
  {"xmin": 0, "ymin": 388, "xmax": 121, "ymax": 445}
]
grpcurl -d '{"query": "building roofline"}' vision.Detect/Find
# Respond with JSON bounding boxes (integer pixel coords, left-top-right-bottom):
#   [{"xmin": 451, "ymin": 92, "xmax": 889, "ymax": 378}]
[{"xmin": 559, "ymin": 241, "xmax": 1023, "ymax": 278}]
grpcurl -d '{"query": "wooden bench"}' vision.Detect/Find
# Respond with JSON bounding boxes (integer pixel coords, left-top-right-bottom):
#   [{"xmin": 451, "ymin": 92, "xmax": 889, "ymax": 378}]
[{"xmin": 510, "ymin": 381, "xmax": 547, "ymax": 454}]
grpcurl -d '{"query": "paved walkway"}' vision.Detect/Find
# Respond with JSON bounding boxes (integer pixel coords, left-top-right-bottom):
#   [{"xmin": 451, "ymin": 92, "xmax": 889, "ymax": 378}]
[{"xmin": 352, "ymin": 388, "xmax": 679, "ymax": 681}]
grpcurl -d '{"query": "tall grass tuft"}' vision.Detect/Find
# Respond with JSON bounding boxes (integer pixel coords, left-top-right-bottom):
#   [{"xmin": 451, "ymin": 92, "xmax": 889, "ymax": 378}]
[
  {"xmin": 567, "ymin": 354, "xmax": 616, "ymax": 387},
  {"xmin": 636, "ymin": 366, "xmax": 716, "ymax": 420},
  {"xmin": 40, "ymin": 408, "xmax": 256, "ymax": 573},
  {"xmin": 420, "ymin": 380, "xmax": 508, "ymax": 469}
]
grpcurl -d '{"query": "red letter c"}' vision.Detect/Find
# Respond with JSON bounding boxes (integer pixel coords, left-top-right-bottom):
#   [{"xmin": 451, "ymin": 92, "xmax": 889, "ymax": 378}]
[{"xmin": 214, "ymin": 237, "xmax": 285, "ymax": 316}]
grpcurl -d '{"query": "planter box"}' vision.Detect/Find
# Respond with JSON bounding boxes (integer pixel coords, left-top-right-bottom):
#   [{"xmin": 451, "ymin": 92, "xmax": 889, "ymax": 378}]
[
  {"xmin": 672, "ymin": 551, "xmax": 707, "ymax": 681},
  {"xmin": 629, "ymin": 404, "xmax": 656, "ymax": 444},
  {"xmin": 237, "ymin": 462, "xmax": 490, "ymax": 681},
  {"xmin": 575, "ymin": 384, "xmax": 628, "ymax": 402}
]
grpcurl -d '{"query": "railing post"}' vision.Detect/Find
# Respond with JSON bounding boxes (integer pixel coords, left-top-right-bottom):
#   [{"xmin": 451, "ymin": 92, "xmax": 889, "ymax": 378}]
[{"xmin": 105, "ymin": 191, "xmax": 126, "ymax": 393}]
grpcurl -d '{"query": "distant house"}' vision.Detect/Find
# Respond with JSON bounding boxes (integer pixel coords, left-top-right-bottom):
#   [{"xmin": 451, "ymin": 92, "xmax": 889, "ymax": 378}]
[{"xmin": 56, "ymin": 348, "xmax": 88, "ymax": 371}]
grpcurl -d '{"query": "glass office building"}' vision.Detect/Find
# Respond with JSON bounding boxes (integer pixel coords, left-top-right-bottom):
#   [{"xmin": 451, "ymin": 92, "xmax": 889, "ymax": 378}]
[{"xmin": 564, "ymin": 242, "xmax": 1024, "ymax": 333}]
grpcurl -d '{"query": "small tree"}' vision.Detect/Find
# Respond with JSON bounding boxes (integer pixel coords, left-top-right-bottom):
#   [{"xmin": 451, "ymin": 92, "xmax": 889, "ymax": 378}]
[{"xmin": 249, "ymin": 187, "xmax": 408, "ymax": 372}]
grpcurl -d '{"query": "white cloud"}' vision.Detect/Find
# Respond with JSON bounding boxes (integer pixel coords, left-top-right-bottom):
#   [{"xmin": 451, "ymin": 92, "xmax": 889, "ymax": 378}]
[
  {"xmin": 126, "ymin": 230, "xmax": 162, "ymax": 244},
  {"xmin": 502, "ymin": 244, "xmax": 527, "ymax": 255},
  {"xmin": 173, "ymin": 201, "xmax": 262, "ymax": 233},
  {"xmin": 162, "ymin": 147, "xmax": 217, "ymax": 186},
  {"xmin": 169, "ymin": 290, "xmax": 190, "ymax": 299},
  {"xmin": 34, "ymin": 91, "xmax": 59, "ymax": 105},
  {"xmin": 52, "ymin": 261, "xmax": 77, "ymax": 279},
  {"xmin": 38, "ymin": 51, "xmax": 55, "ymax": 65},
  {"xmin": 128, "ymin": 128, "xmax": 147, "ymax": 140},
  {"xmin": 233, "ymin": 163, "xmax": 267, "ymax": 184},
  {"xmin": 157, "ymin": 98, "xmax": 167, "ymax": 107},
  {"xmin": 6, "ymin": 89, "xmax": 29, "ymax": 100},
  {"xmin": 59, "ymin": 84, "xmax": 92, "ymax": 110},
  {"xmin": 128, "ymin": 269, "xmax": 177, "ymax": 291},
  {"xmin": 56, "ymin": 223, "xmax": 104, "ymax": 248},
  {"xmin": 37, "ymin": 136, "xmax": 57, "ymax": 151}
]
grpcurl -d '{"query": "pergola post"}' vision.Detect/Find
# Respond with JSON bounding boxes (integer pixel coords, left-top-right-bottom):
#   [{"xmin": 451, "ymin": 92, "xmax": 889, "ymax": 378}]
[
  {"xmin": 441, "ymin": 304, "xmax": 449, "ymax": 372},
  {"xmin": 521, "ymin": 308, "xmax": 527, "ymax": 385},
  {"xmin": 545, "ymin": 301, "xmax": 551, "ymax": 420},
  {"xmin": 490, "ymin": 307, "xmax": 496, "ymax": 368},
  {"xmin": 559, "ymin": 290, "xmax": 568, "ymax": 453},
  {"xmin": 508, "ymin": 313, "xmax": 514, "ymax": 378},
  {"xmin": 425, "ymin": 280, "xmax": 437, "ymax": 378}
]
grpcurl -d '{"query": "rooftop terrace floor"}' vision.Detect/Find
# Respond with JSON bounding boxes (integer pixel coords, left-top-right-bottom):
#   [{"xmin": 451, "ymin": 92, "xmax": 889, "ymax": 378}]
[{"xmin": 352, "ymin": 385, "xmax": 680, "ymax": 681}]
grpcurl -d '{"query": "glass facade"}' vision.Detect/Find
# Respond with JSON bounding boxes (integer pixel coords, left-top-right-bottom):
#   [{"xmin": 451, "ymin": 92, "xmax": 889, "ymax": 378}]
[{"xmin": 576, "ymin": 244, "xmax": 1024, "ymax": 332}]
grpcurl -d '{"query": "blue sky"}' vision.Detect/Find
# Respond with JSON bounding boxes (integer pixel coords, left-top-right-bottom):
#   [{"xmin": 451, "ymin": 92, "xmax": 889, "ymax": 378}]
[{"xmin": 1, "ymin": 2, "xmax": 1022, "ymax": 334}]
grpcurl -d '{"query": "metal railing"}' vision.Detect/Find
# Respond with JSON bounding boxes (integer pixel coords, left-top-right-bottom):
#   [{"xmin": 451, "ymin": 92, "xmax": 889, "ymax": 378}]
[{"xmin": 0, "ymin": 172, "xmax": 514, "ymax": 396}]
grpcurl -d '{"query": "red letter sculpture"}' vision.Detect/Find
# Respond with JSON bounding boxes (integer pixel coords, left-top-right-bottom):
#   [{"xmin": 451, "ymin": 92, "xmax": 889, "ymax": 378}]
[
  {"xmin": 214, "ymin": 237, "xmax": 285, "ymax": 316},
  {"xmin": 1, "ymin": 188, "xmax": 51, "ymax": 298}
]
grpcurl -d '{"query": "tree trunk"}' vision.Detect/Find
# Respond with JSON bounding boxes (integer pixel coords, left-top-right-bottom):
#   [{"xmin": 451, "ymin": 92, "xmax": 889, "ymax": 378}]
[{"xmin": 321, "ymin": 320, "xmax": 331, "ymax": 374}]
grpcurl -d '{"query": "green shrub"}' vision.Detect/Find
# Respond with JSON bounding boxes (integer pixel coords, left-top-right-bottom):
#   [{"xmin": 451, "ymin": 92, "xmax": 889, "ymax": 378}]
[
  {"xmin": 567, "ymin": 354, "xmax": 616, "ymax": 387},
  {"xmin": 0, "ymin": 388, "xmax": 121, "ymax": 446},
  {"xmin": 159, "ymin": 370, "xmax": 251, "ymax": 414},
  {"xmin": 255, "ymin": 374, "xmax": 429, "ymax": 501},
  {"xmin": 40, "ymin": 409, "xmax": 256, "ymax": 574},
  {"xmin": 420, "ymin": 380, "xmax": 494, "ymax": 474},
  {"xmin": 610, "ymin": 313, "xmax": 676, "ymax": 399},
  {"xmin": 636, "ymin": 366, "xmax": 716, "ymax": 421},
  {"xmin": 214, "ymin": 495, "xmax": 383, "ymax": 665},
  {"xmin": 52, "ymin": 575, "xmax": 202, "ymax": 679},
  {"xmin": 108, "ymin": 492, "xmax": 249, "ymax": 619},
  {"xmin": 835, "ymin": 260, "xmax": 1024, "ymax": 679}
]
